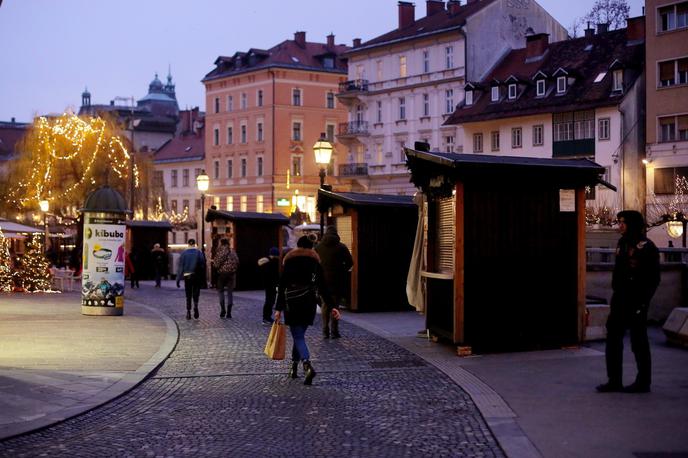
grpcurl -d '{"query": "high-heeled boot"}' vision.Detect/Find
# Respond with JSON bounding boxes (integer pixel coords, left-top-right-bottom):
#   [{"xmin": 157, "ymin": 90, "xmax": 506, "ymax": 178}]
[
  {"xmin": 220, "ymin": 305, "xmax": 226, "ymax": 318},
  {"xmin": 288, "ymin": 361, "xmax": 298, "ymax": 379},
  {"xmin": 303, "ymin": 361, "xmax": 316, "ymax": 385}
]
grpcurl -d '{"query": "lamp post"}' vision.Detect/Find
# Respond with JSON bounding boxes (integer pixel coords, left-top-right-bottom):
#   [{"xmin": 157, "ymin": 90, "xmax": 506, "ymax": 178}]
[
  {"xmin": 313, "ymin": 132, "xmax": 333, "ymax": 237},
  {"xmin": 128, "ymin": 118, "xmax": 141, "ymax": 216},
  {"xmin": 196, "ymin": 170, "xmax": 210, "ymax": 253},
  {"xmin": 39, "ymin": 199, "xmax": 49, "ymax": 250}
]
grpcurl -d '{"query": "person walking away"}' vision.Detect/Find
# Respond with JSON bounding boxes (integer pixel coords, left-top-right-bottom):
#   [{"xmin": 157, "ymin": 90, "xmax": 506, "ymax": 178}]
[
  {"xmin": 315, "ymin": 225, "xmax": 353, "ymax": 338},
  {"xmin": 274, "ymin": 236, "xmax": 339, "ymax": 385},
  {"xmin": 258, "ymin": 247, "xmax": 280, "ymax": 325},
  {"xmin": 597, "ymin": 210, "xmax": 660, "ymax": 393},
  {"xmin": 213, "ymin": 238, "xmax": 239, "ymax": 318},
  {"xmin": 151, "ymin": 243, "xmax": 167, "ymax": 288},
  {"xmin": 176, "ymin": 239, "xmax": 206, "ymax": 320},
  {"xmin": 125, "ymin": 251, "xmax": 137, "ymax": 288}
]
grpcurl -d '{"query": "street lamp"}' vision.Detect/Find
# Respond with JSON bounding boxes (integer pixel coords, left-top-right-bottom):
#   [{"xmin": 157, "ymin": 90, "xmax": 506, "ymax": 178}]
[
  {"xmin": 39, "ymin": 199, "xmax": 49, "ymax": 249},
  {"xmin": 196, "ymin": 170, "xmax": 210, "ymax": 253},
  {"xmin": 313, "ymin": 132, "xmax": 333, "ymax": 237}
]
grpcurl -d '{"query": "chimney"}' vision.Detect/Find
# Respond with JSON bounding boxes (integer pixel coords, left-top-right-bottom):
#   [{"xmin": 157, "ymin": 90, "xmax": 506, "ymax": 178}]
[
  {"xmin": 11, "ymin": 117, "xmax": 15, "ymax": 124},
  {"xmin": 294, "ymin": 31, "xmax": 306, "ymax": 48},
  {"xmin": 626, "ymin": 16, "xmax": 645, "ymax": 41},
  {"xmin": 597, "ymin": 23, "xmax": 609, "ymax": 34},
  {"xmin": 327, "ymin": 33, "xmax": 335, "ymax": 48},
  {"xmin": 398, "ymin": 1, "xmax": 415, "ymax": 29},
  {"xmin": 426, "ymin": 0, "xmax": 444, "ymax": 16},
  {"xmin": 447, "ymin": 0, "xmax": 461, "ymax": 15},
  {"xmin": 353, "ymin": 38, "xmax": 362, "ymax": 47},
  {"xmin": 526, "ymin": 33, "xmax": 549, "ymax": 60},
  {"xmin": 584, "ymin": 21, "xmax": 595, "ymax": 38}
]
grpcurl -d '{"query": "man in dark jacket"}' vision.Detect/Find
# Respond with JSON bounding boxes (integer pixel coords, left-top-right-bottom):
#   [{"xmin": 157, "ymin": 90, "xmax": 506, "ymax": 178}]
[
  {"xmin": 176, "ymin": 239, "xmax": 206, "ymax": 320},
  {"xmin": 597, "ymin": 210, "xmax": 660, "ymax": 394},
  {"xmin": 315, "ymin": 226, "xmax": 353, "ymax": 339}
]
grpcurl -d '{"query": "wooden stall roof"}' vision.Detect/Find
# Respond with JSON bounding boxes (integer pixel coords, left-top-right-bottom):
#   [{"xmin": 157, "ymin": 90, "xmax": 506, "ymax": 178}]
[
  {"xmin": 317, "ymin": 189, "xmax": 416, "ymax": 211},
  {"xmin": 205, "ymin": 209, "xmax": 289, "ymax": 226},
  {"xmin": 405, "ymin": 148, "xmax": 614, "ymax": 192},
  {"xmin": 126, "ymin": 220, "xmax": 173, "ymax": 230}
]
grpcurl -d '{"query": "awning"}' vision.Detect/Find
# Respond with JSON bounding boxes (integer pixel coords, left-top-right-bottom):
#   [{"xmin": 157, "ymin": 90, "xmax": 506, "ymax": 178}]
[{"xmin": 0, "ymin": 219, "xmax": 43, "ymax": 237}]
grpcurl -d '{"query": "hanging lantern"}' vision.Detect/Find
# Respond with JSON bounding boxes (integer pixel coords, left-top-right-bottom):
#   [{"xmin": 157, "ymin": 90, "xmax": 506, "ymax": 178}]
[{"xmin": 666, "ymin": 220, "xmax": 684, "ymax": 239}]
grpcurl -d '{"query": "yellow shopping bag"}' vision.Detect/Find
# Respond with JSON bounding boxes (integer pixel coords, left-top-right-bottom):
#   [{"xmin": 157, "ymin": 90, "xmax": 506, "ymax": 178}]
[{"xmin": 264, "ymin": 321, "xmax": 286, "ymax": 360}]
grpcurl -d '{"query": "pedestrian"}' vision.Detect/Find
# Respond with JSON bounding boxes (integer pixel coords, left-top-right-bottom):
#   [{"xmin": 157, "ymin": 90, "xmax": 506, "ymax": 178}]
[
  {"xmin": 125, "ymin": 250, "xmax": 139, "ymax": 288},
  {"xmin": 213, "ymin": 238, "xmax": 239, "ymax": 318},
  {"xmin": 315, "ymin": 225, "xmax": 353, "ymax": 339},
  {"xmin": 258, "ymin": 247, "xmax": 280, "ymax": 325},
  {"xmin": 151, "ymin": 243, "xmax": 167, "ymax": 288},
  {"xmin": 597, "ymin": 210, "xmax": 660, "ymax": 394},
  {"xmin": 176, "ymin": 239, "xmax": 206, "ymax": 320},
  {"xmin": 274, "ymin": 235, "xmax": 338, "ymax": 385}
]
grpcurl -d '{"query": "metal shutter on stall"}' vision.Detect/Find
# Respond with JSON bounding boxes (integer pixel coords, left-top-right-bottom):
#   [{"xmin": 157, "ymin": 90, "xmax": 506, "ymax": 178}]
[
  {"xmin": 437, "ymin": 196, "xmax": 455, "ymax": 274},
  {"xmin": 336, "ymin": 216, "xmax": 353, "ymax": 249}
]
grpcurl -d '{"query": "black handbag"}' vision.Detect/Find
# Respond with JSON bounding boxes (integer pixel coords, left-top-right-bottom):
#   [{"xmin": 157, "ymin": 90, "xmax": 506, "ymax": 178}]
[{"xmin": 284, "ymin": 272, "xmax": 317, "ymax": 311}]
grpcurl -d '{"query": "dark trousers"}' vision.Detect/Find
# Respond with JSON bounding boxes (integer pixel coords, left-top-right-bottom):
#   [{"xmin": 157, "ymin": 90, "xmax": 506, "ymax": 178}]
[
  {"xmin": 263, "ymin": 285, "xmax": 277, "ymax": 321},
  {"xmin": 217, "ymin": 272, "xmax": 235, "ymax": 309},
  {"xmin": 184, "ymin": 276, "xmax": 201, "ymax": 310},
  {"xmin": 130, "ymin": 272, "xmax": 139, "ymax": 288},
  {"xmin": 154, "ymin": 266, "xmax": 163, "ymax": 287},
  {"xmin": 605, "ymin": 308, "xmax": 651, "ymax": 386},
  {"xmin": 321, "ymin": 295, "xmax": 342, "ymax": 336}
]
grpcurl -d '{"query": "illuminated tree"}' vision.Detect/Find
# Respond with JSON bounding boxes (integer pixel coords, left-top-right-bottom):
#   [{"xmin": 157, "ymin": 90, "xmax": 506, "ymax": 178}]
[
  {"xmin": 17, "ymin": 233, "xmax": 53, "ymax": 292},
  {"xmin": 0, "ymin": 228, "xmax": 13, "ymax": 292}
]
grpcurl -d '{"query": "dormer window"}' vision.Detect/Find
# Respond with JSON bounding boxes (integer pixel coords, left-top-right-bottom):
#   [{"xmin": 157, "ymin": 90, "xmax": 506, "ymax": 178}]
[
  {"xmin": 323, "ymin": 57, "xmax": 334, "ymax": 69},
  {"xmin": 536, "ymin": 79, "xmax": 546, "ymax": 96},
  {"xmin": 612, "ymin": 69, "xmax": 623, "ymax": 92},
  {"xmin": 465, "ymin": 90, "xmax": 474, "ymax": 106},
  {"xmin": 557, "ymin": 76, "xmax": 567, "ymax": 94},
  {"xmin": 491, "ymin": 86, "xmax": 500, "ymax": 102},
  {"xmin": 508, "ymin": 84, "xmax": 517, "ymax": 100}
]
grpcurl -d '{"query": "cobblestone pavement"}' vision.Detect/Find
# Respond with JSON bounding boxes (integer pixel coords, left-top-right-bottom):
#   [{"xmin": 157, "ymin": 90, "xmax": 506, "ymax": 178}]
[{"xmin": 0, "ymin": 286, "xmax": 504, "ymax": 457}]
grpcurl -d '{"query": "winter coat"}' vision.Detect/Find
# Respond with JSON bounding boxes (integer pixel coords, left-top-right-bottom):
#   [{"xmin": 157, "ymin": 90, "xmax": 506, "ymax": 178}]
[
  {"xmin": 611, "ymin": 235, "xmax": 660, "ymax": 313},
  {"xmin": 176, "ymin": 247, "xmax": 206, "ymax": 282},
  {"xmin": 275, "ymin": 248, "xmax": 331, "ymax": 326},
  {"xmin": 315, "ymin": 232, "xmax": 353, "ymax": 296},
  {"xmin": 258, "ymin": 255, "xmax": 280, "ymax": 290},
  {"xmin": 151, "ymin": 247, "xmax": 167, "ymax": 269},
  {"xmin": 213, "ymin": 245, "xmax": 239, "ymax": 274}
]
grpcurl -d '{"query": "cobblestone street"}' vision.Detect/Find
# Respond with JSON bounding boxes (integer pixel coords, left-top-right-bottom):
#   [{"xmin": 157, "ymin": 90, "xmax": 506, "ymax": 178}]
[{"xmin": 0, "ymin": 286, "xmax": 503, "ymax": 457}]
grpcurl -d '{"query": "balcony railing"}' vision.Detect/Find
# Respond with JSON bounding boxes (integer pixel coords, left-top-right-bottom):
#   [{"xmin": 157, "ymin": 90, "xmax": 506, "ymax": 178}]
[
  {"xmin": 338, "ymin": 79, "xmax": 369, "ymax": 94},
  {"xmin": 338, "ymin": 163, "xmax": 368, "ymax": 177},
  {"xmin": 338, "ymin": 121, "xmax": 369, "ymax": 137}
]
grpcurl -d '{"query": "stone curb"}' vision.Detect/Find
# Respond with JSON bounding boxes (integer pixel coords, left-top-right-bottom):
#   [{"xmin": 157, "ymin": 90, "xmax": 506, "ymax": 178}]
[{"xmin": 0, "ymin": 301, "xmax": 179, "ymax": 441}]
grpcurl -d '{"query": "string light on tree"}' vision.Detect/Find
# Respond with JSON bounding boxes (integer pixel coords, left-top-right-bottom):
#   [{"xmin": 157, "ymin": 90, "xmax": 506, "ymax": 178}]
[
  {"xmin": 17, "ymin": 233, "xmax": 54, "ymax": 292},
  {"xmin": 0, "ymin": 228, "xmax": 14, "ymax": 293}
]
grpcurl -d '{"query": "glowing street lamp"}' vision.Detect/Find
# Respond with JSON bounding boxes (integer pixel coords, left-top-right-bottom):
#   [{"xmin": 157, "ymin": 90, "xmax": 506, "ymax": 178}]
[
  {"xmin": 196, "ymin": 170, "xmax": 210, "ymax": 253},
  {"xmin": 313, "ymin": 133, "xmax": 333, "ymax": 237},
  {"xmin": 39, "ymin": 199, "xmax": 49, "ymax": 249}
]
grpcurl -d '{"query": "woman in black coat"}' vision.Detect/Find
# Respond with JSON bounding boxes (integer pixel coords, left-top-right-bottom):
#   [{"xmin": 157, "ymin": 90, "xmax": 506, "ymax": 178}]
[{"xmin": 274, "ymin": 236, "xmax": 338, "ymax": 385}]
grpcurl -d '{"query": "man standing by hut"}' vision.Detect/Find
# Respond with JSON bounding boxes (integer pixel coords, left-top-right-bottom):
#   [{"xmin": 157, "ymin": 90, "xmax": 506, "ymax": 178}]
[
  {"xmin": 316, "ymin": 226, "xmax": 353, "ymax": 339},
  {"xmin": 597, "ymin": 210, "xmax": 660, "ymax": 394}
]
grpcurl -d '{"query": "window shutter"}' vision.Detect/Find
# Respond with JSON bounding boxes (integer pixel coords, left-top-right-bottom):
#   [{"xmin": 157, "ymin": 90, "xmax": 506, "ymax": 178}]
[{"xmin": 437, "ymin": 197, "xmax": 455, "ymax": 274}]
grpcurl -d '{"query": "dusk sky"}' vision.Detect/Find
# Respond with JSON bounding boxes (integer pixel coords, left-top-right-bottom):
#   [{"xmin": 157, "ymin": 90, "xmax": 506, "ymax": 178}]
[{"xmin": 0, "ymin": 0, "xmax": 645, "ymax": 122}]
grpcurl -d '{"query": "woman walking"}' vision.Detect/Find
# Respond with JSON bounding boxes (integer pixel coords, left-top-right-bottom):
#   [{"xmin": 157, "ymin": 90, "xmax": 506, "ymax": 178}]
[{"xmin": 274, "ymin": 236, "xmax": 339, "ymax": 385}]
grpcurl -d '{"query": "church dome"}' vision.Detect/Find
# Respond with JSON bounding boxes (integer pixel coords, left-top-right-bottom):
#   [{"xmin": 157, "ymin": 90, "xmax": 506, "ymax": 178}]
[{"xmin": 148, "ymin": 73, "xmax": 164, "ymax": 93}]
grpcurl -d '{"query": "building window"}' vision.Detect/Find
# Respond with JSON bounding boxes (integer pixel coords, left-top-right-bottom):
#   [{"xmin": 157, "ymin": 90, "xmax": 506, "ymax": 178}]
[
  {"xmin": 171, "ymin": 200, "xmax": 178, "ymax": 213},
  {"xmin": 659, "ymin": 58, "xmax": 688, "ymax": 87},
  {"xmin": 195, "ymin": 168, "xmax": 201, "ymax": 179},
  {"xmin": 398, "ymin": 97, "xmax": 406, "ymax": 120},
  {"xmin": 508, "ymin": 84, "xmax": 517, "ymax": 100},
  {"xmin": 399, "ymin": 55, "xmax": 407, "ymax": 78},
  {"xmin": 227, "ymin": 159, "xmax": 233, "ymax": 178},
  {"xmin": 423, "ymin": 93, "xmax": 430, "ymax": 116},
  {"xmin": 257, "ymin": 90, "xmax": 263, "ymax": 107},
  {"xmin": 257, "ymin": 156, "xmax": 264, "ymax": 177},
  {"xmin": 227, "ymin": 126, "xmax": 233, "ymax": 144},
  {"xmin": 213, "ymin": 196, "xmax": 220, "ymax": 209},
  {"xmin": 491, "ymin": 131, "xmax": 500, "ymax": 151},
  {"xmin": 326, "ymin": 124, "xmax": 335, "ymax": 142},
  {"xmin": 326, "ymin": 92, "xmax": 335, "ymax": 109},
  {"xmin": 553, "ymin": 110, "xmax": 595, "ymax": 141},
  {"xmin": 292, "ymin": 122, "xmax": 302, "ymax": 141},
  {"xmin": 241, "ymin": 124, "xmax": 247, "ymax": 143},
  {"xmin": 423, "ymin": 50, "xmax": 430, "ymax": 73},
  {"xmin": 491, "ymin": 86, "xmax": 500, "ymax": 102},
  {"xmin": 655, "ymin": 166, "xmax": 688, "ymax": 194},
  {"xmin": 323, "ymin": 57, "xmax": 334, "ymax": 69},
  {"xmin": 257, "ymin": 122, "xmax": 264, "ymax": 142},
  {"xmin": 612, "ymin": 69, "xmax": 623, "ymax": 92},
  {"xmin": 376, "ymin": 101, "xmax": 383, "ymax": 123},
  {"xmin": 398, "ymin": 141, "xmax": 406, "ymax": 162},
  {"xmin": 533, "ymin": 124, "xmax": 544, "ymax": 146},
  {"xmin": 445, "ymin": 89, "xmax": 454, "ymax": 114},
  {"xmin": 445, "ymin": 46, "xmax": 454, "ymax": 69},
  {"xmin": 376, "ymin": 60, "xmax": 383, "ymax": 81},
  {"xmin": 536, "ymin": 79, "xmax": 546, "ymax": 96},
  {"xmin": 376, "ymin": 143, "xmax": 383, "ymax": 163},
  {"xmin": 512, "ymin": 127, "xmax": 522, "ymax": 148},
  {"xmin": 185, "ymin": 199, "xmax": 192, "ymax": 212},
  {"xmin": 213, "ymin": 160, "xmax": 220, "ymax": 179},
  {"xmin": 241, "ymin": 93, "xmax": 248, "ymax": 109},
  {"xmin": 195, "ymin": 198, "xmax": 201, "ymax": 210},
  {"xmin": 465, "ymin": 90, "xmax": 473, "ymax": 106},
  {"xmin": 659, "ymin": 115, "xmax": 688, "ymax": 142},
  {"xmin": 227, "ymin": 95, "xmax": 233, "ymax": 112},
  {"xmin": 658, "ymin": 2, "xmax": 688, "ymax": 32},
  {"xmin": 171, "ymin": 170, "xmax": 178, "ymax": 188},
  {"xmin": 214, "ymin": 97, "xmax": 220, "ymax": 113},
  {"xmin": 291, "ymin": 155, "xmax": 302, "ymax": 176},
  {"xmin": 292, "ymin": 88, "xmax": 302, "ymax": 106},
  {"xmin": 226, "ymin": 196, "xmax": 233, "ymax": 211},
  {"xmin": 240, "ymin": 158, "xmax": 247, "ymax": 178},
  {"xmin": 598, "ymin": 118, "xmax": 611, "ymax": 141},
  {"xmin": 444, "ymin": 135, "xmax": 455, "ymax": 153},
  {"xmin": 213, "ymin": 128, "xmax": 219, "ymax": 146},
  {"xmin": 240, "ymin": 195, "xmax": 247, "ymax": 212},
  {"xmin": 557, "ymin": 76, "xmax": 567, "ymax": 94},
  {"xmin": 182, "ymin": 169, "xmax": 189, "ymax": 187},
  {"xmin": 473, "ymin": 133, "xmax": 483, "ymax": 153},
  {"xmin": 256, "ymin": 195, "xmax": 264, "ymax": 213}
]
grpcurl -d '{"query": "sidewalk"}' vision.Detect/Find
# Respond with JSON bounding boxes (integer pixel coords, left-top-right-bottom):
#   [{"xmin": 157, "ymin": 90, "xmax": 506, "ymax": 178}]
[{"xmin": 0, "ymin": 292, "xmax": 177, "ymax": 440}]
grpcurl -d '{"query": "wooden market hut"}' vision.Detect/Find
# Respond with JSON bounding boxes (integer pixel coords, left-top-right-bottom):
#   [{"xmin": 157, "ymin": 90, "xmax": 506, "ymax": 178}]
[
  {"xmin": 126, "ymin": 220, "xmax": 172, "ymax": 280},
  {"xmin": 205, "ymin": 209, "xmax": 289, "ymax": 290},
  {"xmin": 317, "ymin": 189, "xmax": 417, "ymax": 312},
  {"xmin": 405, "ymin": 148, "xmax": 612, "ymax": 353}
]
